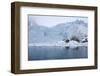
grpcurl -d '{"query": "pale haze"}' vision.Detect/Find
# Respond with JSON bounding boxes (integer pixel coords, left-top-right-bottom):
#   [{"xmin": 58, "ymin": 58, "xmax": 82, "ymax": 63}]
[{"xmin": 28, "ymin": 15, "xmax": 88, "ymax": 28}]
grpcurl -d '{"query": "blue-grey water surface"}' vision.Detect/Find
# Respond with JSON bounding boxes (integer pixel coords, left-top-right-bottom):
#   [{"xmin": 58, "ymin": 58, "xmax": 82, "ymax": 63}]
[{"xmin": 28, "ymin": 46, "xmax": 88, "ymax": 61}]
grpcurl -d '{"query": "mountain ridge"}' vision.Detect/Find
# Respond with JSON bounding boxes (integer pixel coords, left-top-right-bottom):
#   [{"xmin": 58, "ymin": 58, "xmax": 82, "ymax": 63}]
[{"xmin": 28, "ymin": 20, "xmax": 88, "ymax": 44}]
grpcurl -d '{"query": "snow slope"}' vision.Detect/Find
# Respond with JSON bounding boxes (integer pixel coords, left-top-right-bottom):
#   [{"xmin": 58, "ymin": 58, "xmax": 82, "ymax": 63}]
[{"xmin": 28, "ymin": 18, "xmax": 88, "ymax": 46}]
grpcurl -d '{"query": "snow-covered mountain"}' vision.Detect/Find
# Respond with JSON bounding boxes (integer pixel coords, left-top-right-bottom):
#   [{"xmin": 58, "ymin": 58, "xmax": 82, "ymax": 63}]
[{"xmin": 28, "ymin": 19, "xmax": 88, "ymax": 45}]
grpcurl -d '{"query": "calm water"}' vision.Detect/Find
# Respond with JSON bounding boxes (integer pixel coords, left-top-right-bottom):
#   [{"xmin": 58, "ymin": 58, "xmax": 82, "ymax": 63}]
[{"xmin": 28, "ymin": 46, "xmax": 88, "ymax": 61}]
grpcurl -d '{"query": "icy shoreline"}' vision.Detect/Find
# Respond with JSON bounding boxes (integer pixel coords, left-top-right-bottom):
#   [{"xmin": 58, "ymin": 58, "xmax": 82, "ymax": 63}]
[{"xmin": 28, "ymin": 40, "xmax": 88, "ymax": 47}]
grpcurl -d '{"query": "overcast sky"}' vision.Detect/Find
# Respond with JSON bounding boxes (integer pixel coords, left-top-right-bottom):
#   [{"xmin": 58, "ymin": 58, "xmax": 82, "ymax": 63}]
[{"xmin": 28, "ymin": 15, "xmax": 88, "ymax": 28}]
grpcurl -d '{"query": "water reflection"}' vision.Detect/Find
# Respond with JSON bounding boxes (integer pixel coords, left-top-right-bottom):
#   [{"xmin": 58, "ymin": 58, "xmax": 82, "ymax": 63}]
[{"xmin": 28, "ymin": 46, "xmax": 88, "ymax": 61}]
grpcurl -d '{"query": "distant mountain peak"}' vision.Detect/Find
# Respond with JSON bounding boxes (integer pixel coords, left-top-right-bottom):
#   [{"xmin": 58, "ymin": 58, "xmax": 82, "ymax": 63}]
[{"xmin": 67, "ymin": 20, "xmax": 86, "ymax": 24}]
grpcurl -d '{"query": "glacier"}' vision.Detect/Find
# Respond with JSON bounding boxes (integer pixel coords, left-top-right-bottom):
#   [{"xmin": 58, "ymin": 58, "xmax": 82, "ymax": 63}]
[{"xmin": 28, "ymin": 18, "xmax": 88, "ymax": 47}]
